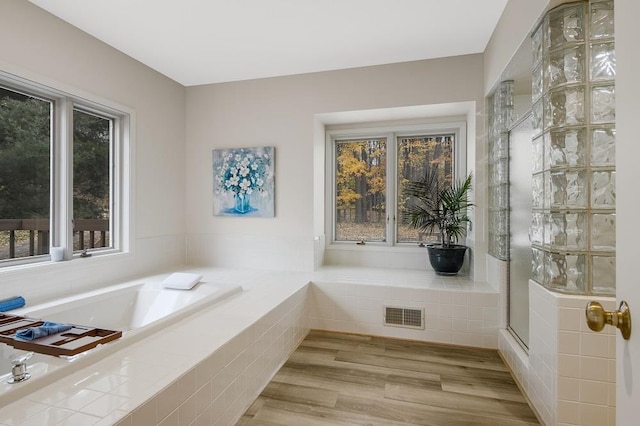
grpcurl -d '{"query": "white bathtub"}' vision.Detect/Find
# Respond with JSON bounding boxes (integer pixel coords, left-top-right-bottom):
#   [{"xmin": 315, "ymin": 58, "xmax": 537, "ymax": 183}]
[{"xmin": 0, "ymin": 276, "xmax": 242, "ymax": 405}]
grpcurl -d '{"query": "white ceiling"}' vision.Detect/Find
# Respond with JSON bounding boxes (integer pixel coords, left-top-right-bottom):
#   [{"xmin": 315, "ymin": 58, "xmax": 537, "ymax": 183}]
[{"xmin": 28, "ymin": 0, "xmax": 508, "ymax": 87}]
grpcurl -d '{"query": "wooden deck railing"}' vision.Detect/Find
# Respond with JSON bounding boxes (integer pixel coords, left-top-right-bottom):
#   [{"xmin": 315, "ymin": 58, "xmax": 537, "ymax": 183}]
[
  {"xmin": 73, "ymin": 219, "xmax": 110, "ymax": 251},
  {"xmin": 0, "ymin": 219, "xmax": 109, "ymax": 260}
]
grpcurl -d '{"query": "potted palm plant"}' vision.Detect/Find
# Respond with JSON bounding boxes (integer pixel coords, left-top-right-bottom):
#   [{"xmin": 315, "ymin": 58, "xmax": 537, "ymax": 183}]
[{"xmin": 404, "ymin": 166, "xmax": 473, "ymax": 275}]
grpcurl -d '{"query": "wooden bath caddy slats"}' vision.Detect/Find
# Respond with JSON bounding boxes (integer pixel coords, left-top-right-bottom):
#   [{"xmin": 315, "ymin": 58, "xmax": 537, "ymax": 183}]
[
  {"xmin": 0, "ymin": 318, "xmax": 43, "ymax": 335},
  {"xmin": 0, "ymin": 313, "xmax": 121, "ymax": 357}
]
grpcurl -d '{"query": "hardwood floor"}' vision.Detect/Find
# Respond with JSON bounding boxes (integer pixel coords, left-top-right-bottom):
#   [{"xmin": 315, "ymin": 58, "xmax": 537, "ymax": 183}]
[{"xmin": 238, "ymin": 330, "xmax": 540, "ymax": 426}]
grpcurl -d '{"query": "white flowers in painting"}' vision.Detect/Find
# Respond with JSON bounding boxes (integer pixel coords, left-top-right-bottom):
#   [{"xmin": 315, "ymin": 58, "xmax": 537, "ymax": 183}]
[{"xmin": 215, "ymin": 148, "xmax": 271, "ymax": 197}]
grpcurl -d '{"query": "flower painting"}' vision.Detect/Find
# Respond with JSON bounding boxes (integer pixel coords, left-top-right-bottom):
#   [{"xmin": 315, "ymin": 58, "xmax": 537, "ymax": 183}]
[{"xmin": 213, "ymin": 146, "xmax": 275, "ymax": 217}]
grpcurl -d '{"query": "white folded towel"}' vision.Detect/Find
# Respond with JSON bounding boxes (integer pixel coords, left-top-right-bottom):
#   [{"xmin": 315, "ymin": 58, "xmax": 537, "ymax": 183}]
[{"xmin": 162, "ymin": 272, "xmax": 202, "ymax": 290}]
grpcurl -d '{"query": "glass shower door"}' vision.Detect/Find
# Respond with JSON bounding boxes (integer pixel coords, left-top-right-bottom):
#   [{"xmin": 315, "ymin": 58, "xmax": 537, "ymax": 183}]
[{"xmin": 508, "ymin": 113, "xmax": 533, "ymax": 348}]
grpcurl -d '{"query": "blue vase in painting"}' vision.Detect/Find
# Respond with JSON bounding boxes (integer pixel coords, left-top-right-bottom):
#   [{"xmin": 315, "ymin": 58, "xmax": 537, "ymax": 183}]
[{"xmin": 235, "ymin": 193, "xmax": 250, "ymax": 213}]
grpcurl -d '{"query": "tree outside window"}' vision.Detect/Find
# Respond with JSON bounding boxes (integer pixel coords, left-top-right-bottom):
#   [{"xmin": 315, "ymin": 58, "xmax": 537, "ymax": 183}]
[{"xmin": 335, "ymin": 138, "xmax": 386, "ymax": 242}]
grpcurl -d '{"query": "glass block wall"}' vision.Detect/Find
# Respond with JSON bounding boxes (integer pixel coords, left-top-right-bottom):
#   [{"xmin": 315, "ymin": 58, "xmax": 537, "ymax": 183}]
[
  {"xmin": 530, "ymin": 0, "xmax": 615, "ymax": 295},
  {"xmin": 488, "ymin": 81, "xmax": 514, "ymax": 261}
]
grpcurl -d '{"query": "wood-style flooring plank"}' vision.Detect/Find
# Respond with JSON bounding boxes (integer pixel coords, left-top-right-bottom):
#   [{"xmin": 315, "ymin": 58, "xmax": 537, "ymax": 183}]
[
  {"xmin": 335, "ymin": 349, "xmax": 516, "ymax": 382},
  {"xmin": 248, "ymin": 398, "xmax": 415, "ymax": 426},
  {"xmin": 384, "ymin": 383, "xmax": 538, "ymax": 423},
  {"xmin": 440, "ymin": 373, "xmax": 528, "ymax": 403},
  {"xmin": 260, "ymin": 382, "xmax": 339, "ymax": 408},
  {"xmin": 307, "ymin": 329, "xmax": 374, "ymax": 342},
  {"xmin": 301, "ymin": 337, "xmax": 387, "ymax": 355},
  {"xmin": 289, "ymin": 345, "xmax": 443, "ymax": 384},
  {"xmin": 242, "ymin": 396, "xmax": 266, "ymax": 417},
  {"xmin": 273, "ymin": 367, "xmax": 385, "ymax": 400},
  {"xmin": 334, "ymin": 393, "xmax": 539, "ymax": 426},
  {"xmin": 237, "ymin": 397, "xmax": 273, "ymax": 426},
  {"xmin": 382, "ymin": 346, "xmax": 509, "ymax": 372},
  {"xmin": 238, "ymin": 331, "xmax": 540, "ymax": 425},
  {"xmin": 372, "ymin": 335, "xmax": 503, "ymax": 360}
]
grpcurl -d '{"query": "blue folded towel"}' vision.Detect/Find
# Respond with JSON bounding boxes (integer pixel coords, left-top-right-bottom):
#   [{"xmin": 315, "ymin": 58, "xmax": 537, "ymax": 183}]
[
  {"xmin": 15, "ymin": 321, "xmax": 72, "ymax": 341},
  {"xmin": 0, "ymin": 296, "xmax": 25, "ymax": 312}
]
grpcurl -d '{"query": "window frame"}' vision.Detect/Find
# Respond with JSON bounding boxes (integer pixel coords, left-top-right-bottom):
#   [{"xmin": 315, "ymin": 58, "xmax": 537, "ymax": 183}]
[
  {"xmin": 0, "ymin": 72, "xmax": 131, "ymax": 268},
  {"xmin": 326, "ymin": 121, "xmax": 467, "ymax": 249}
]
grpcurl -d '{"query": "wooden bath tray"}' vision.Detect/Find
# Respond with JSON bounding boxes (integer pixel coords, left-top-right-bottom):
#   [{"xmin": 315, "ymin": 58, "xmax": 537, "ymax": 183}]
[{"xmin": 0, "ymin": 313, "xmax": 122, "ymax": 357}]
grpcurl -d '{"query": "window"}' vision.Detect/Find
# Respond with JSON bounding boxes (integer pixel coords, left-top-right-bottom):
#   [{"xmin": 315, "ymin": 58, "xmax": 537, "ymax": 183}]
[
  {"xmin": 0, "ymin": 77, "xmax": 128, "ymax": 266},
  {"xmin": 73, "ymin": 109, "xmax": 113, "ymax": 251},
  {"xmin": 328, "ymin": 122, "xmax": 465, "ymax": 246},
  {"xmin": 396, "ymin": 134, "xmax": 454, "ymax": 243},
  {"xmin": 335, "ymin": 137, "xmax": 386, "ymax": 242}
]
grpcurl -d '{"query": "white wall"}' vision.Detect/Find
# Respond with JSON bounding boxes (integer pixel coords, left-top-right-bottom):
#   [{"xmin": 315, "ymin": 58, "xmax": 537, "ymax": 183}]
[
  {"xmin": 185, "ymin": 55, "xmax": 486, "ymax": 274},
  {"xmin": 484, "ymin": 0, "xmax": 548, "ymax": 95},
  {"xmin": 0, "ymin": 1, "xmax": 187, "ymax": 304}
]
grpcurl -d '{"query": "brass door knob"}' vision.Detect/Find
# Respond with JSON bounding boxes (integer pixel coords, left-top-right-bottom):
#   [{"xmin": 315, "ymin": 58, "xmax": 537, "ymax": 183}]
[{"xmin": 585, "ymin": 300, "xmax": 632, "ymax": 340}]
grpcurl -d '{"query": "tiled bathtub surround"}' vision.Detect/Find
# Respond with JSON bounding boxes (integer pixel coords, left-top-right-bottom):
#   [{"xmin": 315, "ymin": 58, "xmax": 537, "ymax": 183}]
[
  {"xmin": 0, "ymin": 269, "xmax": 311, "ymax": 426},
  {"xmin": 499, "ymin": 281, "xmax": 615, "ymax": 426}
]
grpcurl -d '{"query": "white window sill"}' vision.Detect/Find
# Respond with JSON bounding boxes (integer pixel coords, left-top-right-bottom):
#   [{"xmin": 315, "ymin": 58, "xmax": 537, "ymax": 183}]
[
  {"xmin": 0, "ymin": 250, "xmax": 131, "ymax": 275},
  {"xmin": 326, "ymin": 241, "xmax": 427, "ymax": 253}
]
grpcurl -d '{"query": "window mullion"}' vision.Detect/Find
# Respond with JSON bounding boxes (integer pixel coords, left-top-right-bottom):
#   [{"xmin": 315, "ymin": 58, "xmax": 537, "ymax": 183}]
[
  {"xmin": 52, "ymin": 99, "xmax": 74, "ymax": 258},
  {"xmin": 386, "ymin": 132, "xmax": 396, "ymax": 246},
  {"xmin": 326, "ymin": 134, "xmax": 336, "ymax": 243}
]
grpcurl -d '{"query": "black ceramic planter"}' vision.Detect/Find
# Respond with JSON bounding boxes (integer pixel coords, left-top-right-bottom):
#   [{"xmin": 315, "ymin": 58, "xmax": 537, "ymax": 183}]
[{"xmin": 426, "ymin": 244, "xmax": 467, "ymax": 275}]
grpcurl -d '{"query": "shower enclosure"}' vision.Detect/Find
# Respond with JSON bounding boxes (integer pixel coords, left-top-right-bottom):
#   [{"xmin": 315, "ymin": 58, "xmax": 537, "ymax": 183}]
[
  {"xmin": 488, "ymin": 0, "xmax": 616, "ymax": 350},
  {"xmin": 508, "ymin": 113, "xmax": 533, "ymax": 348},
  {"xmin": 488, "ymin": 80, "xmax": 532, "ymax": 349}
]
